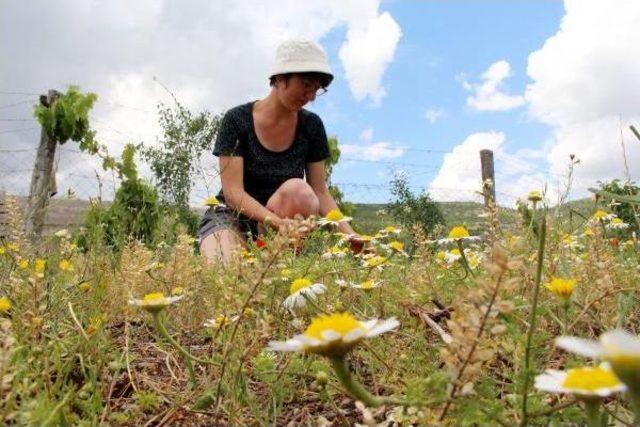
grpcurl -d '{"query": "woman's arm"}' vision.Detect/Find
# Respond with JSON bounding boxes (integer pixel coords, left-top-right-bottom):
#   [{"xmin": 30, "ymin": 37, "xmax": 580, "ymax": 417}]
[
  {"xmin": 219, "ymin": 156, "xmax": 284, "ymax": 230},
  {"xmin": 306, "ymin": 160, "xmax": 356, "ymax": 235}
]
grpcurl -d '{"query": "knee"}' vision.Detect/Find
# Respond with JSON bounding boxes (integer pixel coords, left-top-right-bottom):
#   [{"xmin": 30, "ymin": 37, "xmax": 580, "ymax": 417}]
[{"xmin": 273, "ymin": 179, "xmax": 319, "ymax": 217}]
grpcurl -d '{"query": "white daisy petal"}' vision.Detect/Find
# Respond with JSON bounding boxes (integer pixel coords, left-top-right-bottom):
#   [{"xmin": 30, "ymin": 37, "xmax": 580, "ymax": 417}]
[
  {"xmin": 601, "ymin": 329, "xmax": 640, "ymax": 355},
  {"xmin": 556, "ymin": 336, "xmax": 604, "ymax": 358},
  {"xmin": 321, "ymin": 330, "xmax": 341, "ymax": 341},
  {"xmin": 344, "ymin": 327, "xmax": 367, "ymax": 343},
  {"xmin": 366, "ymin": 318, "xmax": 400, "ymax": 337}
]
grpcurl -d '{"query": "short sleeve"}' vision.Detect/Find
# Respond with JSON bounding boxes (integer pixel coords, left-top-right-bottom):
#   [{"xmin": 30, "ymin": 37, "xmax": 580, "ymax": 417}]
[
  {"xmin": 305, "ymin": 113, "xmax": 330, "ymax": 163},
  {"xmin": 213, "ymin": 109, "xmax": 244, "ymax": 157}
]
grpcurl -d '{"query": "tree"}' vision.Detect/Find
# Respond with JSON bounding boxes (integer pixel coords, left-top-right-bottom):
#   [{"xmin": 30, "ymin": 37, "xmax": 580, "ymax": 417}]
[
  {"xmin": 140, "ymin": 100, "xmax": 220, "ymax": 211},
  {"xmin": 387, "ymin": 172, "xmax": 444, "ymax": 235}
]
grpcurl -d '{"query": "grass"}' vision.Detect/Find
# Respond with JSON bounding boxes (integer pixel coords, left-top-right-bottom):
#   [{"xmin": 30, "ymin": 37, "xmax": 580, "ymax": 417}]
[{"xmin": 0, "ymin": 195, "xmax": 638, "ymax": 426}]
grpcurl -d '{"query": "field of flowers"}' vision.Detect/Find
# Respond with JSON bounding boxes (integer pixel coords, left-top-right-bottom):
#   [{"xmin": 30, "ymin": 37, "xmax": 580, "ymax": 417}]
[{"xmin": 0, "ymin": 192, "xmax": 639, "ymax": 426}]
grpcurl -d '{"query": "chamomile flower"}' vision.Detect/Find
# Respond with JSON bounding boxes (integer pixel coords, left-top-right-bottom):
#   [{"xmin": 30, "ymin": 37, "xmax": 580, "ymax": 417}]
[
  {"xmin": 58, "ymin": 259, "xmax": 73, "ymax": 272},
  {"xmin": 556, "ymin": 330, "xmax": 640, "ymax": 393},
  {"xmin": 527, "ymin": 190, "xmax": 543, "ymax": 203},
  {"xmin": 362, "ymin": 255, "xmax": 388, "ymax": 269},
  {"xmin": 129, "ymin": 292, "xmax": 184, "ymax": 313},
  {"xmin": 534, "ymin": 364, "xmax": 626, "ymax": 397},
  {"xmin": 204, "ymin": 196, "xmax": 222, "ymax": 207},
  {"xmin": 268, "ymin": 312, "xmax": 399, "ymax": 357},
  {"xmin": 350, "ymin": 280, "xmax": 382, "ymax": 291},
  {"xmin": 607, "ymin": 217, "xmax": 629, "ymax": 230},
  {"xmin": 34, "ymin": 259, "xmax": 46, "ymax": 278},
  {"xmin": 318, "ymin": 209, "xmax": 352, "ymax": 226},
  {"xmin": 203, "ymin": 314, "xmax": 239, "ymax": 329},
  {"xmin": 385, "ymin": 240, "xmax": 408, "ymax": 257},
  {"xmin": 436, "ymin": 226, "xmax": 480, "ymax": 244},
  {"xmin": 283, "ymin": 278, "xmax": 326, "ymax": 311},
  {"xmin": 591, "ymin": 210, "xmax": 616, "ymax": 223},
  {"xmin": 321, "ymin": 246, "xmax": 349, "ymax": 260},
  {"xmin": 444, "ymin": 249, "xmax": 462, "ymax": 264}
]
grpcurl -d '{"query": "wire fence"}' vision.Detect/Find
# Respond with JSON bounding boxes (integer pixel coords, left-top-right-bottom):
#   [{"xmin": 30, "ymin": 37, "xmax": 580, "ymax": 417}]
[{"xmin": 1, "ymin": 92, "xmax": 567, "ymax": 232}]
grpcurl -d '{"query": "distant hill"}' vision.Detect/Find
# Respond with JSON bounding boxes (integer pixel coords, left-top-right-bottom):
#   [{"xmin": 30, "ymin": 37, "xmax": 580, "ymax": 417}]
[{"xmin": 351, "ymin": 198, "xmax": 597, "ymax": 235}]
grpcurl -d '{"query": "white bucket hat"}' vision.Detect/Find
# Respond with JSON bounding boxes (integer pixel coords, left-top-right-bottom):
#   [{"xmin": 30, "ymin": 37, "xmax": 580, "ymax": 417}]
[{"xmin": 270, "ymin": 40, "xmax": 334, "ymax": 85}]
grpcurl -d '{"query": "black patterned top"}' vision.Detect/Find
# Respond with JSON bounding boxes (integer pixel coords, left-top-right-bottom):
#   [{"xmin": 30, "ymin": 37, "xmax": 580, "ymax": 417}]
[{"xmin": 213, "ymin": 101, "xmax": 330, "ymax": 206}]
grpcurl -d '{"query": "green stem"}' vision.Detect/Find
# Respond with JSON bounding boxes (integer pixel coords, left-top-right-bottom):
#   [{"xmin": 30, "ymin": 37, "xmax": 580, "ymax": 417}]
[
  {"xmin": 152, "ymin": 312, "xmax": 198, "ymax": 388},
  {"xmin": 329, "ymin": 356, "xmax": 384, "ymax": 407},
  {"xmin": 456, "ymin": 240, "xmax": 475, "ymax": 278},
  {"xmin": 520, "ymin": 212, "xmax": 547, "ymax": 426},
  {"xmin": 583, "ymin": 398, "xmax": 601, "ymax": 427},
  {"xmin": 629, "ymin": 392, "xmax": 640, "ymax": 425}
]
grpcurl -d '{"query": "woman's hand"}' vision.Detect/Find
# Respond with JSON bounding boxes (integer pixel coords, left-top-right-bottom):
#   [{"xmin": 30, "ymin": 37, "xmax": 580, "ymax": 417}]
[{"xmin": 346, "ymin": 233, "xmax": 366, "ymax": 254}]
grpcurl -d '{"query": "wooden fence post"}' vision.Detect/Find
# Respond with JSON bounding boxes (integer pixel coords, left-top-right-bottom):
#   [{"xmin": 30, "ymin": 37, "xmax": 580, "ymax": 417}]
[
  {"xmin": 480, "ymin": 149, "xmax": 495, "ymax": 206},
  {"xmin": 24, "ymin": 89, "xmax": 60, "ymax": 237}
]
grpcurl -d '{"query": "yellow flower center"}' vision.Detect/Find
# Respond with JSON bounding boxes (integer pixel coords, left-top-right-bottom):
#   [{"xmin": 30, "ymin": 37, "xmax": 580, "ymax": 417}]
[
  {"xmin": 544, "ymin": 276, "xmax": 577, "ymax": 298},
  {"xmin": 18, "ymin": 259, "xmax": 29, "ymax": 269},
  {"xmin": 325, "ymin": 209, "xmax": 344, "ymax": 222},
  {"xmin": 143, "ymin": 292, "xmax": 168, "ymax": 305},
  {"xmin": 78, "ymin": 282, "xmax": 91, "ymax": 293},
  {"xmin": 450, "ymin": 248, "xmax": 461, "ymax": 256},
  {"xmin": 448, "ymin": 226, "xmax": 470, "ymax": 239},
  {"xmin": 384, "ymin": 226, "xmax": 398, "ymax": 233},
  {"xmin": 360, "ymin": 280, "xmax": 375, "ymax": 290},
  {"xmin": 34, "ymin": 259, "xmax": 46, "ymax": 273},
  {"xmin": 0, "ymin": 296, "xmax": 11, "ymax": 313},
  {"xmin": 204, "ymin": 196, "xmax": 219, "ymax": 206},
  {"xmin": 592, "ymin": 210, "xmax": 609, "ymax": 220},
  {"xmin": 389, "ymin": 241, "xmax": 404, "ymax": 251},
  {"xmin": 281, "ymin": 268, "xmax": 292, "ymax": 278},
  {"xmin": 365, "ymin": 256, "xmax": 387, "ymax": 267},
  {"xmin": 304, "ymin": 313, "xmax": 364, "ymax": 340},
  {"xmin": 59, "ymin": 260, "xmax": 73, "ymax": 271},
  {"xmin": 562, "ymin": 366, "xmax": 621, "ymax": 391},
  {"xmin": 436, "ymin": 251, "xmax": 447, "ymax": 260},
  {"xmin": 290, "ymin": 278, "xmax": 312, "ymax": 294},
  {"xmin": 611, "ymin": 218, "xmax": 624, "ymax": 225},
  {"xmin": 527, "ymin": 191, "xmax": 542, "ymax": 202}
]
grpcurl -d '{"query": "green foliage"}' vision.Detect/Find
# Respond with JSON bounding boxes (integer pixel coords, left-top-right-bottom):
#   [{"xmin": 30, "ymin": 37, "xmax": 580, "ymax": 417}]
[
  {"xmin": 140, "ymin": 100, "xmax": 220, "ymax": 211},
  {"xmin": 82, "ymin": 144, "xmax": 160, "ymax": 250},
  {"xmin": 133, "ymin": 390, "xmax": 161, "ymax": 412},
  {"xmin": 387, "ymin": 172, "xmax": 444, "ymax": 236},
  {"xmin": 596, "ymin": 178, "xmax": 640, "ymax": 232},
  {"xmin": 33, "ymin": 86, "xmax": 99, "ymax": 153},
  {"xmin": 325, "ymin": 136, "xmax": 356, "ymax": 216}
]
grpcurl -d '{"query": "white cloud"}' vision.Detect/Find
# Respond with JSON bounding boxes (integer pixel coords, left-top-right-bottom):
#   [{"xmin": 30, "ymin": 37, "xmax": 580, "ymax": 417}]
[
  {"xmin": 525, "ymin": 0, "xmax": 640, "ymax": 196},
  {"xmin": 340, "ymin": 141, "xmax": 404, "ymax": 161},
  {"xmin": 339, "ymin": 11, "xmax": 402, "ymax": 105},
  {"xmin": 340, "ymin": 128, "xmax": 404, "ymax": 161},
  {"xmin": 0, "ymin": 0, "xmax": 402, "ymax": 202},
  {"xmin": 428, "ymin": 131, "xmax": 558, "ymax": 205},
  {"xmin": 463, "ymin": 60, "xmax": 525, "ymax": 112},
  {"xmin": 424, "ymin": 107, "xmax": 445, "ymax": 124}
]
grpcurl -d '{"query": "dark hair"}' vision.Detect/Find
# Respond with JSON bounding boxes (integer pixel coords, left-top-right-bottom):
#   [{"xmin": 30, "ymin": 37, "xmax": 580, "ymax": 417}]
[{"xmin": 269, "ymin": 72, "xmax": 333, "ymax": 88}]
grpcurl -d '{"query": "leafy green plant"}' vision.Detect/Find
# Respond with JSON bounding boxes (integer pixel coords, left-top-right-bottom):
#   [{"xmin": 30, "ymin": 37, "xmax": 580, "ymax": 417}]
[
  {"xmin": 82, "ymin": 144, "xmax": 160, "ymax": 250},
  {"xmin": 595, "ymin": 178, "xmax": 640, "ymax": 232},
  {"xmin": 33, "ymin": 86, "xmax": 99, "ymax": 153},
  {"xmin": 387, "ymin": 172, "xmax": 444, "ymax": 235}
]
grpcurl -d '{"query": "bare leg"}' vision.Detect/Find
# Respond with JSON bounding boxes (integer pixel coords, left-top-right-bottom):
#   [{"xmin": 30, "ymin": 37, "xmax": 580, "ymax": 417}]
[
  {"xmin": 200, "ymin": 229, "xmax": 243, "ymax": 266},
  {"xmin": 266, "ymin": 178, "xmax": 320, "ymax": 219}
]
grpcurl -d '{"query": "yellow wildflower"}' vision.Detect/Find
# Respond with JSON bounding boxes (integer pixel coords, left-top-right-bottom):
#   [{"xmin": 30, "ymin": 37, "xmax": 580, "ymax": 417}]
[{"xmin": 0, "ymin": 296, "xmax": 11, "ymax": 313}]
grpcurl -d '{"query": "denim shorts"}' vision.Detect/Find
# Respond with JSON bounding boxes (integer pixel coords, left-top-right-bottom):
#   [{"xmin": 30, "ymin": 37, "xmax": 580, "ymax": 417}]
[{"xmin": 198, "ymin": 205, "xmax": 259, "ymax": 244}]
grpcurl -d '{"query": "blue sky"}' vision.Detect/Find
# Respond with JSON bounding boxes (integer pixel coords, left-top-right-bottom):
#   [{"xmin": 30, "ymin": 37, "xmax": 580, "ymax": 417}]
[
  {"xmin": 1, "ymin": 1, "xmax": 638, "ymax": 206},
  {"xmin": 313, "ymin": 1, "xmax": 565, "ymax": 203}
]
